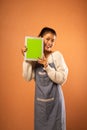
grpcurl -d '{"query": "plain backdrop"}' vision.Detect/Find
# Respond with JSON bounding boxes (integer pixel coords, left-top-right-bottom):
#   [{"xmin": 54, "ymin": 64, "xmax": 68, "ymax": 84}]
[{"xmin": 0, "ymin": 0, "xmax": 87, "ymax": 130}]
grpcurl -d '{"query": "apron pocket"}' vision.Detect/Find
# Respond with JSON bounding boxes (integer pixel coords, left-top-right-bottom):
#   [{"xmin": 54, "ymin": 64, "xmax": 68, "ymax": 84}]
[
  {"xmin": 46, "ymin": 99, "xmax": 55, "ymax": 119},
  {"xmin": 36, "ymin": 97, "xmax": 55, "ymax": 121}
]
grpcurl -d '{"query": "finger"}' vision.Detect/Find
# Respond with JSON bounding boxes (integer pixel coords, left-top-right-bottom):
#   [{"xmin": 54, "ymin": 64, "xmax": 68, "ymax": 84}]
[
  {"xmin": 25, "ymin": 46, "xmax": 28, "ymax": 51},
  {"xmin": 24, "ymin": 48, "xmax": 27, "ymax": 52},
  {"xmin": 37, "ymin": 60, "xmax": 42, "ymax": 64},
  {"xmin": 23, "ymin": 46, "xmax": 27, "ymax": 52},
  {"xmin": 38, "ymin": 57, "xmax": 43, "ymax": 60},
  {"xmin": 21, "ymin": 49, "xmax": 25, "ymax": 56}
]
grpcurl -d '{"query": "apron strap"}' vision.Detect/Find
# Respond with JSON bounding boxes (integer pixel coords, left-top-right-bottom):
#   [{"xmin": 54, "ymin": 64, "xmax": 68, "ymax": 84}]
[{"xmin": 51, "ymin": 54, "xmax": 57, "ymax": 71}]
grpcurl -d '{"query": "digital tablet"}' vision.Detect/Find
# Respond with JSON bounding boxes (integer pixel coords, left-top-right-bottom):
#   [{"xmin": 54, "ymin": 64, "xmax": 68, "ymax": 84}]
[{"xmin": 24, "ymin": 36, "xmax": 43, "ymax": 61}]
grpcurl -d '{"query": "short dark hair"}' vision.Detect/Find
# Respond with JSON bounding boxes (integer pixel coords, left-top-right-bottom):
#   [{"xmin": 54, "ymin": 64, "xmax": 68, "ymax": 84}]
[{"xmin": 38, "ymin": 27, "xmax": 57, "ymax": 37}]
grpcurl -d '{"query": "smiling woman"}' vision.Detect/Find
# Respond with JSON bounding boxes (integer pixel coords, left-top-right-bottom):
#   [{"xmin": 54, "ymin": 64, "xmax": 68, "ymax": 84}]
[{"xmin": 22, "ymin": 27, "xmax": 68, "ymax": 130}]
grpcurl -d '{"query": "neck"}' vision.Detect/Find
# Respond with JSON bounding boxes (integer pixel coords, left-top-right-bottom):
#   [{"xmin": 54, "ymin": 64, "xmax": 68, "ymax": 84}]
[{"xmin": 44, "ymin": 50, "xmax": 52, "ymax": 58}]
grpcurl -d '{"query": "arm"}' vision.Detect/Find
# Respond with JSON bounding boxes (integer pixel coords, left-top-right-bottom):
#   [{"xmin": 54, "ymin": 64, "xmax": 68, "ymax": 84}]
[
  {"xmin": 45, "ymin": 51, "xmax": 68, "ymax": 85},
  {"xmin": 22, "ymin": 61, "xmax": 35, "ymax": 81}
]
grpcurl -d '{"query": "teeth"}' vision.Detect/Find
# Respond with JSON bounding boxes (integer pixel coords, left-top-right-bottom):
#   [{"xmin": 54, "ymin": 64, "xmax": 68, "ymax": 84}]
[
  {"xmin": 48, "ymin": 46, "xmax": 51, "ymax": 48},
  {"xmin": 47, "ymin": 45, "xmax": 51, "ymax": 47}
]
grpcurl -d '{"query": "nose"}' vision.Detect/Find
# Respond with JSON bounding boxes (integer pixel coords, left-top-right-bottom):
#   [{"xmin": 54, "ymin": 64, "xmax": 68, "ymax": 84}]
[
  {"xmin": 48, "ymin": 39, "xmax": 52, "ymax": 44},
  {"xmin": 48, "ymin": 40, "xmax": 54, "ymax": 47}
]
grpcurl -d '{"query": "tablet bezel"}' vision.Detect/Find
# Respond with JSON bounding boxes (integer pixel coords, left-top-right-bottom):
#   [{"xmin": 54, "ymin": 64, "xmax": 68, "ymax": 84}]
[{"xmin": 24, "ymin": 36, "xmax": 44, "ymax": 61}]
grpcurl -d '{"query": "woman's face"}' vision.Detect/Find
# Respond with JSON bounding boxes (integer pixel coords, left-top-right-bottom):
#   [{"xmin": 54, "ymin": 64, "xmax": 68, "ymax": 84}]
[{"xmin": 43, "ymin": 33, "xmax": 56, "ymax": 52}]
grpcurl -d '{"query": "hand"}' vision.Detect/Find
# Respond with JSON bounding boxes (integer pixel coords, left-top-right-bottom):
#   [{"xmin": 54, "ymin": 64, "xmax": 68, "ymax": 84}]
[
  {"xmin": 37, "ymin": 55, "xmax": 48, "ymax": 68},
  {"xmin": 21, "ymin": 46, "xmax": 27, "ymax": 56}
]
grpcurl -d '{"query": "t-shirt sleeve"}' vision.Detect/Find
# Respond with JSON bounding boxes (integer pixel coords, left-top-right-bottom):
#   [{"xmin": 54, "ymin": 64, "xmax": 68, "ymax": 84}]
[
  {"xmin": 22, "ymin": 61, "xmax": 35, "ymax": 81},
  {"xmin": 45, "ymin": 51, "xmax": 68, "ymax": 85}
]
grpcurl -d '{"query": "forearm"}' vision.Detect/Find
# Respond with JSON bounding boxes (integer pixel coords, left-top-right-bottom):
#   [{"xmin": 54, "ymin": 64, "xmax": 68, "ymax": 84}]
[{"xmin": 45, "ymin": 65, "xmax": 68, "ymax": 85}]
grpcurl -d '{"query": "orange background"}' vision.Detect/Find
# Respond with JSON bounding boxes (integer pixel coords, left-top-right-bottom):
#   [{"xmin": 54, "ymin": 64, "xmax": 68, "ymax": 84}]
[{"xmin": 0, "ymin": 0, "xmax": 87, "ymax": 130}]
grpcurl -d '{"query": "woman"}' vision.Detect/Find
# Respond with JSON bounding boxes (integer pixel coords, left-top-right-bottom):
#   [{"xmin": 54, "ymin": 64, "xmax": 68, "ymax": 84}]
[{"xmin": 22, "ymin": 27, "xmax": 68, "ymax": 130}]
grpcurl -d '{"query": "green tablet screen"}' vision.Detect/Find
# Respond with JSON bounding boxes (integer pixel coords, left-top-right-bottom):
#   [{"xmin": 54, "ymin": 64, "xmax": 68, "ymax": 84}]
[{"xmin": 25, "ymin": 37, "xmax": 43, "ymax": 60}]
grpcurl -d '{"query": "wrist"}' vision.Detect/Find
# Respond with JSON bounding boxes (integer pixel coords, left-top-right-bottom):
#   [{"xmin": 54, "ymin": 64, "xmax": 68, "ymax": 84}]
[{"xmin": 44, "ymin": 62, "xmax": 48, "ymax": 68}]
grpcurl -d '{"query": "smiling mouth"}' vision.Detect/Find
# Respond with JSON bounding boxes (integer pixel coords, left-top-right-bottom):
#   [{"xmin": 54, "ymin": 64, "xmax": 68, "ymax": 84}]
[{"xmin": 47, "ymin": 45, "xmax": 53, "ymax": 48}]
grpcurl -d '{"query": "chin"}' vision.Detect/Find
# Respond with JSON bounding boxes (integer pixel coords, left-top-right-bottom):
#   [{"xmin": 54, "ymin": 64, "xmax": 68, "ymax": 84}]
[
  {"xmin": 44, "ymin": 47, "xmax": 52, "ymax": 52},
  {"xmin": 45, "ymin": 49, "xmax": 51, "ymax": 52}
]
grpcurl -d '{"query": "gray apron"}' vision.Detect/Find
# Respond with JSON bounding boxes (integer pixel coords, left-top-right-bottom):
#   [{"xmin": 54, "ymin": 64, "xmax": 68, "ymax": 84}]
[{"xmin": 34, "ymin": 61, "xmax": 66, "ymax": 130}]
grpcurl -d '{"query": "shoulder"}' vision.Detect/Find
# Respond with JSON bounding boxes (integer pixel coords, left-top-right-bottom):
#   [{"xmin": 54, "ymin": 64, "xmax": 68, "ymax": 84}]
[
  {"xmin": 48, "ymin": 51, "xmax": 64, "ymax": 64},
  {"xmin": 52, "ymin": 51, "xmax": 63, "ymax": 59},
  {"xmin": 51, "ymin": 51, "xmax": 68, "ymax": 71}
]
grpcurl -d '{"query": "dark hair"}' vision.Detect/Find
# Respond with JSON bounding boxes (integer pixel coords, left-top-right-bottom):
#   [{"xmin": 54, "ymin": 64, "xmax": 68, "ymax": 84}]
[{"xmin": 38, "ymin": 27, "xmax": 57, "ymax": 37}]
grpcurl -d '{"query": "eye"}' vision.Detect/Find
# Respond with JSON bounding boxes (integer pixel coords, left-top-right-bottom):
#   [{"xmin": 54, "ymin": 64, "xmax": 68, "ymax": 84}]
[
  {"xmin": 51, "ymin": 39, "xmax": 55, "ymax": 43},
  {"xmin": 46, "ymin": 38, "xmax": 50, "ymax": 41}
]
